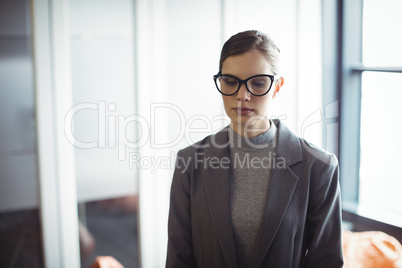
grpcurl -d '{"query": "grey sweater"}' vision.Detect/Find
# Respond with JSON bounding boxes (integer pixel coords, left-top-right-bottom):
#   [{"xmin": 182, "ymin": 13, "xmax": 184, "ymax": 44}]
[{"xmin": 229, "ymin": 121, "xmax": 278, "ymax": 268}]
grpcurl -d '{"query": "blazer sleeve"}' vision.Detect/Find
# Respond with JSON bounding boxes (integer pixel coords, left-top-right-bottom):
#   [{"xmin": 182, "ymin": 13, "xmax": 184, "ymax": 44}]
[
  {"xmin": 166, "ymin": 150, "xmax": 195, "ymax": 268},
  {"xmin": 303, "ymin": 154, "xmax": 344, "ymax": 267}
]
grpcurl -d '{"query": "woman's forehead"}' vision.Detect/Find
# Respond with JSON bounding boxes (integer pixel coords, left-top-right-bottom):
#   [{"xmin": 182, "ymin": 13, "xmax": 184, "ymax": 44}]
[{"xmin": 221, "ymin": 50, "xmax": 273, "ymax": 78}]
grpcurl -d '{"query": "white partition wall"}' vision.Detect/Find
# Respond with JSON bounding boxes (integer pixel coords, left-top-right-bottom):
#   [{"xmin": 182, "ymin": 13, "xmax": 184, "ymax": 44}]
[
  {"xmin": 69, "ymin": 0, "xmax": 138, "ymax": 205},
  {"xmin": 32, "ymin": 0, "xmax": 80, "ymax": 267},
  {"xmin": 69, "ymin": 2, "xmax": 139, "ymax": 266},
  {"xmin": 34, "ymin": 0, "xmax": 139, "ymax": 266}
]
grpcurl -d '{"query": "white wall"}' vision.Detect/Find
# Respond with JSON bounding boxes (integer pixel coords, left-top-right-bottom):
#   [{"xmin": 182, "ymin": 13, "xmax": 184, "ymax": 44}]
[{"xmin": 69, "ymin": 0, "xmax": 138, "ymax": 202}]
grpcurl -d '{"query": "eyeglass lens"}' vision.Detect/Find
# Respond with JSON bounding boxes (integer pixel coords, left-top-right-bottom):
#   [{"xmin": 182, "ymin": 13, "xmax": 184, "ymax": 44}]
[{"xmin": 216, "ymin": 75, "xmax": 272, "ymax": 95}]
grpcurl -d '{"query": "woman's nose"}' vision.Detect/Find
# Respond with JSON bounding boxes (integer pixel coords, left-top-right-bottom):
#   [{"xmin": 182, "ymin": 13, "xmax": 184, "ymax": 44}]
[{"xmin": 236, "ymin": 83, "xmax": 251, "ymax": 101}]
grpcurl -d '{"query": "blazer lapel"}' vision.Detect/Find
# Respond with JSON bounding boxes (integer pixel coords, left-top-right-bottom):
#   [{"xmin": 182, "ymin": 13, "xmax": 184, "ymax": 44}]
[
  {"xmin": 250, "ymin": 166, "xmax": 299, "ymax": 267},
  {"xmin": 203, "ymin": 121, "xmax": 302, "ymax": 268},
  {"xmin": 250, "ymin": 120, "xmax": 303, "ymax": 268},
  {"xmin": 202, "ymin": 127, "xmax": 237, "ymax": 268}
]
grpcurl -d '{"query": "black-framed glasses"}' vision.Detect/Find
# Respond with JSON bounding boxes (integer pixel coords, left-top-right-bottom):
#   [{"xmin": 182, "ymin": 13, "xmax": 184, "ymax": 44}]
[{"xmin": 213, "ymin": 73, "xmax": 276, "ymax": 96}]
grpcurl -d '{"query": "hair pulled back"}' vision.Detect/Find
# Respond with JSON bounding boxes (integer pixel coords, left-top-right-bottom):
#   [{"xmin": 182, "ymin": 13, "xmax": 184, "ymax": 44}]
[{"xmin": 219, "ymin": 30, "xmax": 281, "ymax": 75}]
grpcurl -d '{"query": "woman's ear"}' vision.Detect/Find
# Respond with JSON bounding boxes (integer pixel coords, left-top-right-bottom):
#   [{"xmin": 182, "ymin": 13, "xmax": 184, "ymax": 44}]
[{"xmin": 272, "ymin": 77, "xmax": 284, "ymax": 98}]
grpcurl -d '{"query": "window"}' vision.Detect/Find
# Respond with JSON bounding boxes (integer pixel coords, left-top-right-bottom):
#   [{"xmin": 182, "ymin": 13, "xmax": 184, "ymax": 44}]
[
  {"xmin": 0, "ymin": 1, "xmax": 43, "ymax": 266},
  {"xmin": 358, "ymin": 0, "xmax": 402, "ymax": 226},
  {"xmin": 340, "ymin": 0, "xmax": 402, "ymax": 229}
]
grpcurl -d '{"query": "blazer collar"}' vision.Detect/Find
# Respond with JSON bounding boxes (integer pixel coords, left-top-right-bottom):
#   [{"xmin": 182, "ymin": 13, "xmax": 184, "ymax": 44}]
[
  {"xmin": 274, "ymin": 119, "xmax": 303, "ymax": 166},
  {"xmin": 200, "ymin": 126, "xmax": 237, "ymax": 267},
  {"xmin": 202, "ymin": 120, "xmax": 303, "ymax": 268},
  {"xmin": 251, "ymin": 119, "xmax": 303, "ymax": 267}
]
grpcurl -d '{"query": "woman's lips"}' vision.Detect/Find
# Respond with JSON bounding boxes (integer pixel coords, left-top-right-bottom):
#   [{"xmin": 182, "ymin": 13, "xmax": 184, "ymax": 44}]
[{"xmin": 233, "ymin": 107, "xmax": 253, "ymax": 115}]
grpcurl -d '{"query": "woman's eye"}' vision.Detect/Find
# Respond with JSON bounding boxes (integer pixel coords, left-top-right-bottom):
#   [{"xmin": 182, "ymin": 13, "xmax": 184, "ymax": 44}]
[
  {"xmin": 222, "ymin": 78, "xmax": 238, "ymax": 87},
  {"xmin": 251, "ymin": 80, "xmax": 267, "ymax": 88}
]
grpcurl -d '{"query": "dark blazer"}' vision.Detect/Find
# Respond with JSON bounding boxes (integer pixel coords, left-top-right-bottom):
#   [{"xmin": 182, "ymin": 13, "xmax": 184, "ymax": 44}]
[{"xmin": 166, "ymin": 120, "xmax": 343, "ymax": 268}]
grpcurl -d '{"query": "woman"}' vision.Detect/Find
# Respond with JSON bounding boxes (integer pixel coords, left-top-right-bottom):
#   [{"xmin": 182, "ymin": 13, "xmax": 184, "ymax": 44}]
[{"xmin": 166, "ymin": 30, "xmax": 343, "ymax": 268}]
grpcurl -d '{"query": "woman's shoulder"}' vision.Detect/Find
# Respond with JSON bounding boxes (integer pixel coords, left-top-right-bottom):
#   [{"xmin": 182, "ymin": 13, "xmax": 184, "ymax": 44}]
[
  {"xmin": 274, "ymin": 119, "xmax": 338, "ymax": 168},
  {"xmin": 298, "ymin": 137, "xmax": 338, "ymax": 168}
]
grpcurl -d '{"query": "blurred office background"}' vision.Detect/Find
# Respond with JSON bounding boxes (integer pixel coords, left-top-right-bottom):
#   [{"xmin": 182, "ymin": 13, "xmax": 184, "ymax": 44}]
[{"xmin": 0, "ymin": 0, "xmax": 401, "ymax": 267}]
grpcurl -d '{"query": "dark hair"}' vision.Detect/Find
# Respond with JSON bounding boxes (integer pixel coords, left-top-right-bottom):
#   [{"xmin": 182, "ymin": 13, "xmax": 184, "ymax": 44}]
[{"xmin": 219, "ymin": 30, "xmax": 281, "ymax": 75}]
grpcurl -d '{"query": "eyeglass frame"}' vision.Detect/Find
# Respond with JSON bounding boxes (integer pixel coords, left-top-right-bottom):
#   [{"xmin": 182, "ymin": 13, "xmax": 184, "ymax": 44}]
[{"xmin": 213, "ymin": 73, "xmax": 277, "ymax": 97}]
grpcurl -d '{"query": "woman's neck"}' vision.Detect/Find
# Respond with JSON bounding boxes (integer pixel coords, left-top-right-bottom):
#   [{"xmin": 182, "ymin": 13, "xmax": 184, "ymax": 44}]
[{"xmin": 230, "ymin": 119, "xmax": 271, "ymax": 138}]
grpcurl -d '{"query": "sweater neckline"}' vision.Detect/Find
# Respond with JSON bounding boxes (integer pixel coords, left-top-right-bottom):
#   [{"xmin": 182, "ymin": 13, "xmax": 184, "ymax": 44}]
[{"xmin": 228, "ymin": 120, "xmax": 277, "ymax": 150}]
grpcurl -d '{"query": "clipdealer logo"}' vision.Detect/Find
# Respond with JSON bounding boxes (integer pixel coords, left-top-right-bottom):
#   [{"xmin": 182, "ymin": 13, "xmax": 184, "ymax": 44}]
[
  {"xmin": 64, "ymin": 100, "xmax": 338, "ymax": 170},
  {"xmin": 64, "ymin": 101, "xmax": 229, "ymax": 161}
]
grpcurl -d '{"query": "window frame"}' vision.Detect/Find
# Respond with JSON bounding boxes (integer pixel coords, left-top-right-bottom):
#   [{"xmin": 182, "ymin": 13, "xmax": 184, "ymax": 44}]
[{"xmin": 335, "ymin": 0, "xmax": 402, "ymax": 239}]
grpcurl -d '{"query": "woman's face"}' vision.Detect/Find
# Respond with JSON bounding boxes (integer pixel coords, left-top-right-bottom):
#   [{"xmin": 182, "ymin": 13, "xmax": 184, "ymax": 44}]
[{"xmin": 221, "ymin": 49, "xmax": 283, "ymax": 137}]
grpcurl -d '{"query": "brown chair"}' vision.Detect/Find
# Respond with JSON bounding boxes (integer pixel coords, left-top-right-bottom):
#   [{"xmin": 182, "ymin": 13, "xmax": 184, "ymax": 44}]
[{"xmin": 342, "ymin": 230, "xmax": 402, "ymax": 268}]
